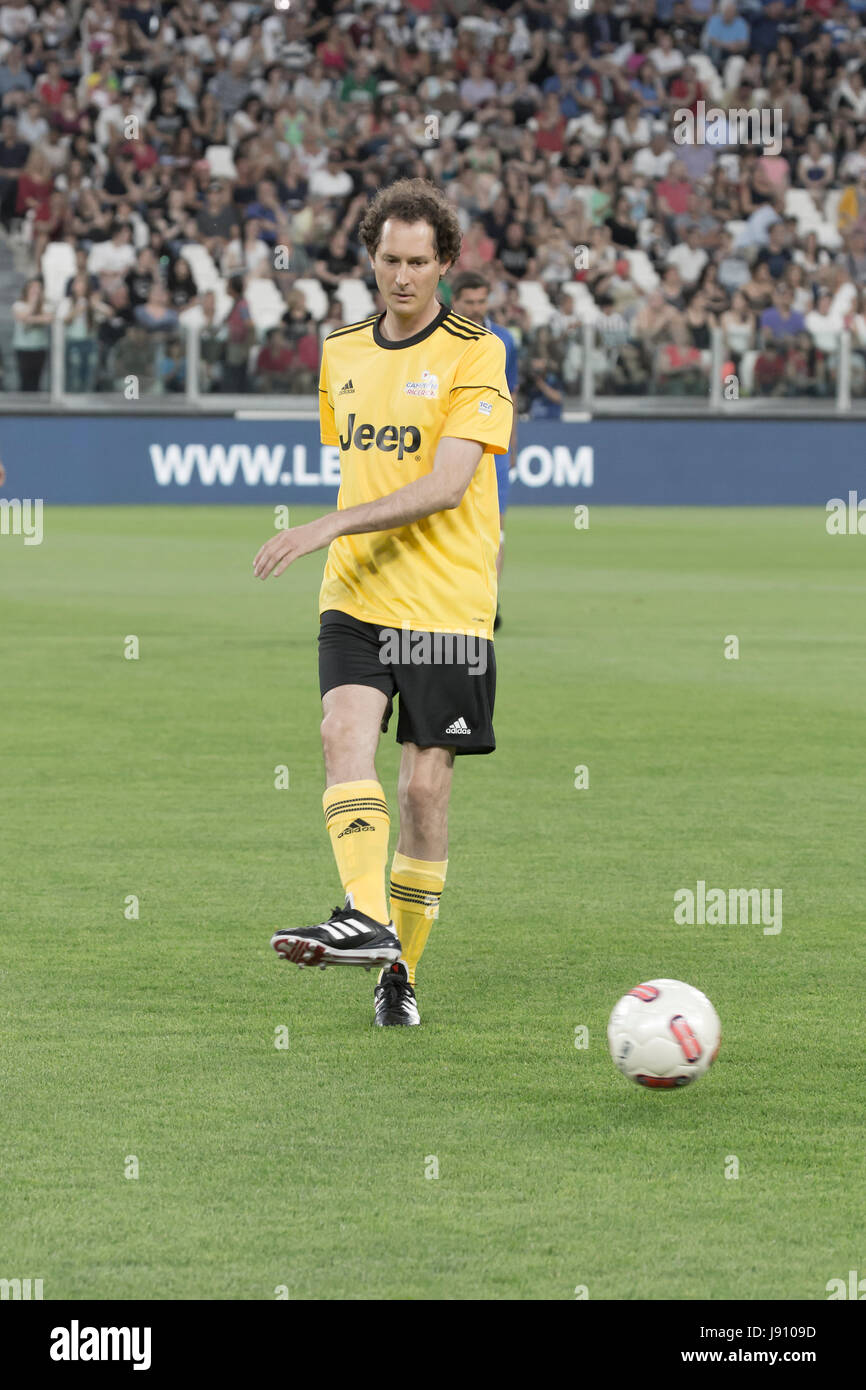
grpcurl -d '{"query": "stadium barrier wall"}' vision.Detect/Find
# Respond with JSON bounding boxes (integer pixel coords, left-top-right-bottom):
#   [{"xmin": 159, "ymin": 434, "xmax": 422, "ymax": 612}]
[{"xmin": 0, "ymin": 416, "xmax": 862, "ymax": 505}]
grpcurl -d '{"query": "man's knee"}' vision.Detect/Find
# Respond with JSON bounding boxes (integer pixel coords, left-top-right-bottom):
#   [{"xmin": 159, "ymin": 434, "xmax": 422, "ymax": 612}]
[
  {"xmin": 320, "ymin": 705, "xmax": 352, "ymax": 758},
  {"xmin": 399, "ymin": 754, "xmax": 452, "ymax": 820}
]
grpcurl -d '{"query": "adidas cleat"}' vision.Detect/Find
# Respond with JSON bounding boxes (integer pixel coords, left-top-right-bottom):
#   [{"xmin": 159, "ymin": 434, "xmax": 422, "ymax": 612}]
[
  {"xmin": 271, "ymin": 898, "xmax": 401, "ymax": 969},
  {"xmin": 374, "ymin": 961, "xmax": 420, "ymax": 1027}
]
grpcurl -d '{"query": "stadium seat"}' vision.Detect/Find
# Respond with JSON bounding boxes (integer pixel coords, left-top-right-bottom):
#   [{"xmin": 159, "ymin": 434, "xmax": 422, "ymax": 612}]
[
  {"xmin": 516, "ymin": 280, "xmax": 554, "ymax": 328},
  {"xmin": 688, "ymin": 54, "xmax": 723, "ymax": 102},
  {"xmin": 784, "ymin": 188, "xmax": 823, "ymax": 236},
  {"xmin": 823, "ymin": 188, "xmax": 843, "ymax": 231},
  {"xmin": 244, "ymin": 276, "xmax": 286, "ymax": 333},
  {"xmin": 739, "ymin": 349, "xmax": 759, "ymax": 396},
  {"xmin": 179, "ymin": 242, "xmax": 221, "ymax": 294},
  {"xmin": 204, "ymin": 145, "xmax": 237, "ymax": 181},
  {"xmin": 334, "ymin": 279, "xmax": 376, "ymax": 323},
  {"xmin": 293, "ymin": 277, "xmax": 330, "ymax": 321},
  {"xmin": 41, "ymin": 241, "xmax": 77, "ymax": 305},
  {"xmin": 623, "ymin": 248, "xmax": 659, "ymax": 293}
]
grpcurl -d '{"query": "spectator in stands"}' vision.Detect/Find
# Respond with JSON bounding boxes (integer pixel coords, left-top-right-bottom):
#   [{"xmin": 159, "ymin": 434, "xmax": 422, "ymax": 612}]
[
  {"xmin": 806, "ymin": 290, "xmax": 843, "ymax": 353},
  {"xmin": 742, "ymin": 261, "xmax": 776, "ymax": 314},
  {"xmin": 702, "ymin": 1, "xmax": 750, "ymax": 69},
  {"xmin": 783, "ymin": 263, "xmax": 812, "ymax": 317},
  {"xmin": 125, "ymin": 245, "xmax": 159, "ymax": 308},
  {"xmin": 721, "ymin": 290, "xmax": 757, "ymax": 371},
  {"xmin": 61, "ymin": 272, "xmax": 99, "ymax": 393},
  {"xmin": 611, "ymin": 99, "xmax": 651, "ymax": 150},
  {"xmin": 94, "ymin": 281, "xmax": 135, "ymax": 379},
  {"xmin": 756, "ymin": 220, "xmax": 793, "ymax": 280},
  {"xmin": 15, "ymin": 147, "xmax": 53, "ymax": 223},
  {"xmin": 313, "ymin": 227, "xmax": 361, "ymax": 289},
  {"xmin": 606, "ymin": 193, "xmax": 639, "ymax": 250},
  {"xmin": 222, "ymin": 274, "xmax": 256, "ymax": 393},
  {"xmin": 497, "ymin": 220, "xmax": 535, "ymax": 284},
  {"xmin": 255, "ymin": 325, "xmax": 295, "ymax": 393},
  {"xmin": 112, "ymin": 321, "xmax": 156, "ymax": 393},
  {"xmin": 195, "ymin": 182, "xmax": 240, "ymax": 261},
  {"xmin": 796, "ymin": 134, "xmax": 835, "ymax": 192},
  {"xmin": 666, "ymin": 222, "xmax": 708, "ymax": 287},
  {"xmin": 523, "ymin": 350, "xmax": 563, "ymax": 420},
  {"xmin": 683, "ymin": 286, "xmax": 716, "ymax": 350},
  {"xmin": 760, "ymin": 285, "xmax": 807, "ymax": 343},
  {"xmin": 167, "ymin": 255, "xmax": 198, "ymax": 311},
  {"xmin": 134, "ymin": 282, "xmax": 179, "ymax": 335},
  {"xmin": 12, "ymin": 276, "xmax": 52, "ymax": 391},
  {"xmin": 17, "ymin": 97, "xmax": 49, "ymax": 147},
  {"xmin": 33, "ymin": 189, "xmax": 72, "ymax": 267},
  {"xmin": 634, "ymin": 289, "xmax": 685, "ymax": 359},
  {"xmin": 87, "ymin": 221, "xmax": 137, "ymax": 286},
  {"xmin": 223, "ymin": 215, "xmax": 273, "ymax": 278},
  {"xmin": 0, "ymin": 44, "xmax": 33, "ymax": 113},
  {"xmin": 0, "ymin": 113, "xmax": 29, "ymax": 229}
]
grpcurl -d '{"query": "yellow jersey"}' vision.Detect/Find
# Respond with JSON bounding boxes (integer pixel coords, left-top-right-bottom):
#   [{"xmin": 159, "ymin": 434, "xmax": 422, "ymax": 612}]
[{"xmin": 317, "ymin": 303, "xmax": 513, "ymax": 641}]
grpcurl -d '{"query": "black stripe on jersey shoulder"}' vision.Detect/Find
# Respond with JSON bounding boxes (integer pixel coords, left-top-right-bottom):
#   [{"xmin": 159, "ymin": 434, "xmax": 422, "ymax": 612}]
[
  {"xmin": 441, "ymin": 319, "xmax": 487, "ymax": 342},
  {"xmin": 325, "ymin": 314, "xmax": 379, "ymax": 341},
  {"xmin": 445, "ymin": 310, "xmax": 492, "ymax": 337},
  {"xmin": 449, "ymin": 383, "xmax": 513, "ymax": 404}
]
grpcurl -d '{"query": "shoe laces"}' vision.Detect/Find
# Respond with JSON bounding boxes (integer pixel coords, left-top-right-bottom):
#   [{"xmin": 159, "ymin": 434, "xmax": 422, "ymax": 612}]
[{"xmin": 379, "ymin": 963, "xmax": 414, "ymax": 1004}]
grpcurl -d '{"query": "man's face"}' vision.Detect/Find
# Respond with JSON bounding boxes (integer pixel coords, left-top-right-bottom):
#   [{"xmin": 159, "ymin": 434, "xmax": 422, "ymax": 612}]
[
  {"xmin": 451, "ymin": 285, "xmax": 488, "ymax": 324},
  {"xmin": 371, "ymin": 219, "xmax": 448, "ymax": 315}
]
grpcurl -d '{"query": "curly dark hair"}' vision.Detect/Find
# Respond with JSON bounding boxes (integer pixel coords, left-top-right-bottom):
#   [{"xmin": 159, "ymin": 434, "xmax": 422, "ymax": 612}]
[{"xmin": 357, "ymin": 177, "xmax": 462, "ymax": 267}]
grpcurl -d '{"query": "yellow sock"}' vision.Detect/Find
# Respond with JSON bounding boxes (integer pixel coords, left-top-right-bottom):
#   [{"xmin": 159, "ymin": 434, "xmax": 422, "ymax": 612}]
[
  {"xmin": 323, "ymin": 780, "xmax": 390, "ymax": 922},
  {"xmin": 389, "ymin": 852, "xmax": 448, "ymax": 985}
]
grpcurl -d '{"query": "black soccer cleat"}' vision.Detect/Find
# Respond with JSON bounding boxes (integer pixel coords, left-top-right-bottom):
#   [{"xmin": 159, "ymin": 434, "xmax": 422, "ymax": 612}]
[
  {"xmin": 374, "ymin": 961, "xmax": 420, "ymax": 1026},
  {"xmin": 271, "ymin": 897, "xmax": 401, "ymax": 969}
]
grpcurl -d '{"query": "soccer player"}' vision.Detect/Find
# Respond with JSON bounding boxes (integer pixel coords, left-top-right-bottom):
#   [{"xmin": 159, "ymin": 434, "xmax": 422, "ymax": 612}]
[
  {"xmin": 253, "ymin": 179, "xmax": 513, "ymax": 1026},
  {"xmin": 449, "ymin": 271, "xmax": 518, "ymax": 630}
]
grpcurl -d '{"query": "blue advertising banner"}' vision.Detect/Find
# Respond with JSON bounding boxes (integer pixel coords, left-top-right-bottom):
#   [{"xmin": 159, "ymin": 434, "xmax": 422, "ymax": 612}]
[{"xmin": 0, "ymin": 415, "xmax": 861, "ymax": 505}]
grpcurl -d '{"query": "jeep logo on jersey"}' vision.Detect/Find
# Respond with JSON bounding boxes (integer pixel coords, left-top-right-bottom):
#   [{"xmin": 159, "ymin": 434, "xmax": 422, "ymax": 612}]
[{"xmin": 338, "ymin": 414, "xmax": 421, "ymax": 459}]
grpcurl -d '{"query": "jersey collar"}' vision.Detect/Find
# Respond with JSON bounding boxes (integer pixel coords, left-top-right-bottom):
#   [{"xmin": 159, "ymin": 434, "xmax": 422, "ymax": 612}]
[{"xmin": 373, "ymin": 300, "xmax": 450, "ymax": 349}]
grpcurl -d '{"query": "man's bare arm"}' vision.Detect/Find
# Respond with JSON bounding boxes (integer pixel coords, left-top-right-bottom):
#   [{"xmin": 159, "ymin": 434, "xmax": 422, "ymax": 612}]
[{"xmin": 253, "ymin": 436, "xmax": 485, "ymax": 580}]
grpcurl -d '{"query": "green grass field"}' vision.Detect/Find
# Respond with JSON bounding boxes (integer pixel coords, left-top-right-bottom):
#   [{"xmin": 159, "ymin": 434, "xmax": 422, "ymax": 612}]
[{"xmin": 1, "ymin": 504, "xmax": 863, "ymax": 1301}]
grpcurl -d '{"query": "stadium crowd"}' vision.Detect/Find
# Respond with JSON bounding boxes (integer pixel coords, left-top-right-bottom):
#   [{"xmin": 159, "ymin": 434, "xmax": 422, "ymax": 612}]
[{"xmin": 4, "ymin": 0, "xmax": 866, "ymax": 402}]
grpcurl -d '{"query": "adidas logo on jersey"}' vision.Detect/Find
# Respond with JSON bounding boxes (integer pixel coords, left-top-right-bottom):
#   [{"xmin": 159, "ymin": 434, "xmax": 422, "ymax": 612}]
[
  {"xmin": 444, "ymin": 716, "xmax": 471, "ymax": 735},
  {"xmin": 339, "ymin": 379, "xmax": 355, "ymax": 395},
  {"xmin": 337, "ymin": 817, "xmax": 375, "ymax": 837}
]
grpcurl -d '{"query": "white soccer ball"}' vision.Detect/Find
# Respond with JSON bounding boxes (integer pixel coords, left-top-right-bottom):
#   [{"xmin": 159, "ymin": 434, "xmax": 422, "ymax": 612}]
[{"xmin": 607, "ymin": 979, "xmax": 721, "ymax": 1088}]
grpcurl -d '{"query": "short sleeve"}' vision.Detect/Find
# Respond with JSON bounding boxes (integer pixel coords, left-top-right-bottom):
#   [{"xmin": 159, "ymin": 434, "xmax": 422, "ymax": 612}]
[
  {"xmin": 443, "ymin": 332, "xmax": 513, "ymax": 456},
  {"xmin": 318, "ymin": 341, "xmax": 338, "ymax": 445}
]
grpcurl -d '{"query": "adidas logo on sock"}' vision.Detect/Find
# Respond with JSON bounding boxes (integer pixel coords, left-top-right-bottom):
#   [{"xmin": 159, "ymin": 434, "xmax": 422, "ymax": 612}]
[
  {"xmin": 337, "ymin": 817, "xmax": 374, "ymax": 837},
  {"xmin": 444, "ymin": 716, "xmax": 471, "ymax": 735},
  {"xmin": 338, "ymin": 378, "xmax": 355, "ymax": 394}
]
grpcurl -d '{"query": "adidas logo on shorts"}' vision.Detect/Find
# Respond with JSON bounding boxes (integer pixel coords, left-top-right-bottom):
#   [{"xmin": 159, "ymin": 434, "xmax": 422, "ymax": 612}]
[
  {"xmin": 337, "ymin": 817, "xmax": 375, "ymax": 837},
  {"xmin": 444, "ymin": 716, "xmax": 471, "ymax": 735}
]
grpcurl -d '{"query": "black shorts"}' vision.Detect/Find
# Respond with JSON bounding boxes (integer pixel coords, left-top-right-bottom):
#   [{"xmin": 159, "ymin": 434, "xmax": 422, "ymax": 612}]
[{"xmin": 318, "ymin": 609, "xmax": 496, "ymax": 755}]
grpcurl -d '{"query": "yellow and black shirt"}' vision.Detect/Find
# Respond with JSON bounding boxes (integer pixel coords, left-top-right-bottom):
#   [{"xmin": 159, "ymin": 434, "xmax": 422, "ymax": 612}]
[{"xmin": 318, "ymin": 303, "xmax": 513, "ymax": 641}]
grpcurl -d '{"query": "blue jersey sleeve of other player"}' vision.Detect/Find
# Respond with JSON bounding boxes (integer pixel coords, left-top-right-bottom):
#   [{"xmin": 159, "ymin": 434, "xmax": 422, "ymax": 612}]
[{"xmin": 486, "ymin": 318, "xmax": 517, "ymax": 515}]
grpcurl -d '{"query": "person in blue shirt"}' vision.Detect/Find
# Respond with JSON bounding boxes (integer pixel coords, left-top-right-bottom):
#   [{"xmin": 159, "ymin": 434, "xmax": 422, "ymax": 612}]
[
  {"xmin": 449, "ymin": 271, "xmax": 518, "ymax": 631},
  {"xmin": 702, "ymin": 1, "xmax": 750, "ymax": 68}
]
